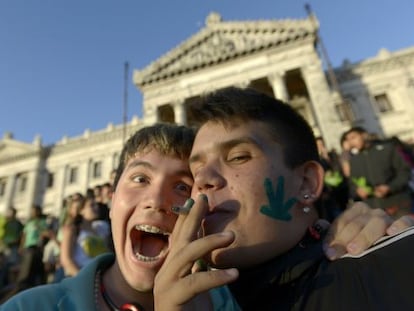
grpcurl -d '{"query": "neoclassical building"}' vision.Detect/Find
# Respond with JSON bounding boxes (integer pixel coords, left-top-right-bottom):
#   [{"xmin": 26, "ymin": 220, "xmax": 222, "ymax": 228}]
[{"xmin": 1, "ymin": 12, "xmax": 414, "ymax": 219}]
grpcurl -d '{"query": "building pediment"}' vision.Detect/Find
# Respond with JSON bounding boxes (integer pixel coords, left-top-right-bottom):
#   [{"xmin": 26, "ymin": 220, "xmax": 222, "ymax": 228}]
[
  {"xmin": 134, "ymin": 12, "xmax": 317, "ymax": 86},
  {"xmin": 0, "ymin": 139, "xmax": 40, "ymax": 162}
]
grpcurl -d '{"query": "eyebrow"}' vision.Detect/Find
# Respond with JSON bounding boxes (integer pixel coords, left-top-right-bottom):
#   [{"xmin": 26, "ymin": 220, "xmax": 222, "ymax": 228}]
[
  {"xmin": 125, "ymin": 159, "xmax": 193, "ymax": 179},
  {"xmin": 125, "ymin": 159, "xmax": 153, "ymax": 171},
  {"xmin": 189, "ymin": 137, "xmax": 260, "ymax": 164}
]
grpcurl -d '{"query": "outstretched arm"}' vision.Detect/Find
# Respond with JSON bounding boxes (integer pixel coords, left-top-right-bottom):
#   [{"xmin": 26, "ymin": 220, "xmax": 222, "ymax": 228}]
[{"xmin": 324, "ymin": 201, "xmax": 414, "ymax": 260}]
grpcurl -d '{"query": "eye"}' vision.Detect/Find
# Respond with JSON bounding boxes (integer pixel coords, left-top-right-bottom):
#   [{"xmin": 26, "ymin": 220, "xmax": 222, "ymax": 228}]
[
  {"xmin": 131, "ymin": 175, "xmax": 148, "ymax": 184},
  {"xmin": 227, "ymin": 152, "xmax": 251, "ymax": 163},
  {"xmin": 175, "ymin": 182, "xmax": 192, "ymax": 195}
]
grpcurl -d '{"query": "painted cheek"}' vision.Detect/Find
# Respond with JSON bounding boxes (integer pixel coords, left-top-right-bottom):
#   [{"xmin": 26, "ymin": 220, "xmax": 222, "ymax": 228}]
[{"xmin": 259, "ymin": 176, "xmax": 298, "ymax": 221}]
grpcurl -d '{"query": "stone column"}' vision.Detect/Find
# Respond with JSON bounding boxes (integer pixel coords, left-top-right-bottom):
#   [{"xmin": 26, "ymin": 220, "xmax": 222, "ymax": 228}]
[
  {"xmin": 143, "ymin": 104, "xmax": 159, "ymax": 125},
  {"xmin": 301, "ymin": 62, "xmax": 344, "ymax": 150},
  {"xmin": 269, "ymin": 72, "xmax": 289, "ymax": 103},
  {"xmin": 173, "ymin": 100, "xmax": 187, "ymax": 125},
  {"xmin": 25, "ymin": 170, "xmax": 38, "ymax": 216},
  {"xmin": 5, "ymin": 174, "xmax": 17, "ymax": 208},
  {"xmin": 55, "ymin": 165, "xmax": 68, "ymax": 214},
  {"xmin": 78, "ymin": 160, "xmax": 90, "ymax": 190}
]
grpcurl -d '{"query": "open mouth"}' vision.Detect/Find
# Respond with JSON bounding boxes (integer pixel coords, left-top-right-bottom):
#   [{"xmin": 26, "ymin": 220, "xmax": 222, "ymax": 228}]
[{"xmin": 130, "ymin": 224, "xmax": 170, "ymax": 262}]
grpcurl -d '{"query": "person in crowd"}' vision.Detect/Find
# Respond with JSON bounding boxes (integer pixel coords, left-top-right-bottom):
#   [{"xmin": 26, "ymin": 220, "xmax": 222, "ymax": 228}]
[
  {"xmin": 85, "ymin": 185, "xmax": 111, "ymax": 221},
  {"xmin": 42, "ymin": 218, "xmax": 61, "ymax": 284},
  {"xmin": 101, "ymin": 182, "xmax": 113, "ymax": 209},
  {"xmin": 93, "ymin": 185, "xmax": 103, "ymax": 203},
  {"xmin": 391, "ymin": 136, "xmax": 414, "ymax": 167},
  {"xmin": 0, "ymin": 251, "xmax": 8, "ymax": 288},
  {"xmin": 59, "ymin": 197, "xmax": 110, "ymax": 277},
  {"xmin": 1, "ymin": 122, "xmax": 412, "ymax": 310},
  {"xmin": 17, "ymin": 205, "xmax": 47, "ymax": 290},
  {"xmin": 388, "ymin": 136, "xmax": 414, "ymax": 212},
  {"xmin": 345, "ymin": 126, "xmax": 412, "ymax": 217},
  {"xmin": 57, "ymin": 194, "xmax": 84, "ymax": 242},
  {"xmin": 338, "ymin": 132, "xmax": 351, "ymax": 178},
  {"xmin": 315, "ymin": 137, "xmax": 349, "ymax": 221},
  {"xmin": 154, "ymin": 87, "xmax": 414, "ymax": 311},
  {"xmin": 109, "ymin": 169, "xmax": 117, "ymax": 187},
  {"xmin": 1, "ymin": 207, "xmax": 23, "ymax": 268},
  {"xmin": 0, "ymin": 213, "xmax": 5, "ymax": 246}
]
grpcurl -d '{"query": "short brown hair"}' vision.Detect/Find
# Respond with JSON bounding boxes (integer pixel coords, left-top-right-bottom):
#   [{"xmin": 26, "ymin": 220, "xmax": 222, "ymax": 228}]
[
  {"xmin": 113, "ymin": 123, "xmax": 195, "ymax": 190},
  {"xmin": 190, "ymin": 87, "xmax": 318, "ymax": 168}
]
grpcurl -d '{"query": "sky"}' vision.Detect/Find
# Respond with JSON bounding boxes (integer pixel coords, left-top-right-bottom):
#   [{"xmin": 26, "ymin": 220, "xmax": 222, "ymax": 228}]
[{"xmin": 1, "ymin": 0, "xmax": 413, "ymax": 145}]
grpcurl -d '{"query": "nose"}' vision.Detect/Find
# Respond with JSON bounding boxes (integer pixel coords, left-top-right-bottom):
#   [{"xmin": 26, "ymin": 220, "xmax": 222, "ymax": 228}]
[
  {"xmin": 193, "ymin": 162, "xmax": 225, "ymax": 194},
  {"xmin": 142, "ymin": 184, "xmax": 172, "ymax": 214}
]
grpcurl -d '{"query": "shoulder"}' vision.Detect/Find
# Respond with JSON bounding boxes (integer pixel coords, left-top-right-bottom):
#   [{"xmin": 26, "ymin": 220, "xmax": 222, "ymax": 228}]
[
  {"xmin": 371, "ymin": 140, "xmax": 396, "ymax": 153},
  {"xmin": 318, "ymin": 227, "xmax": 414, "ymax": 283},
  {"xmin": 303, "ymin": 228, "xmax": 414, "ymax": 309},
  {"xmin": 1, "ymin": 254, "xmax": 116, "ymax": 310},
  {"xmin": 1, "ymin": 283, "xmax": 65, "ymax": 311}
]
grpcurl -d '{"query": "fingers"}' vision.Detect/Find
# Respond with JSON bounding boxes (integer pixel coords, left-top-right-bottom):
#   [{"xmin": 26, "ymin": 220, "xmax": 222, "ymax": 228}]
[
  {"xmin": 324, "ymin": 202, "xmax": 367, "ymax": 249},
  {"xmin": 169, "ymin": 194, "xmax": 209, "ymax": 252},
  {"xmin": 184, "ymin": 195, "xmax": 209, "ymax": 239},
  {"xmin": 329, "ymin": 201, "xmax": 373, "ymax": 234},
  {"xmin": 155, "ymin": 231, "xmax": 238, "ymax": 308},
  {"xmin": 175, "ymin": 231, "xmax": 235, "ymax": 278},
  {"xmin": 324, "ymin": 202, "xmax": 392, "ymax": 260},
  {"xmin": 173, "ymin": 268, "xmax": 239, "ymax": 301},
  {"xmin": 386, "ymin": 215, "xmax": 414, "ymax": 235},
  {"xmin": 191, "ymin": 259, "xmax": 208, "ymax": 273},
  {"xmin": 156, "ymin": 193, "xmax": 239, "ymax": 309}
]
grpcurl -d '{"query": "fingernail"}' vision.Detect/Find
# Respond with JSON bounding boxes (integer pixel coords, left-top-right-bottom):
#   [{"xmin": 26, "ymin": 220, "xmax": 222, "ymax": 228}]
[
  {"xmin": 183, "ymin": 198, "xmax": 195, "ymax": 209},
  {"xmin": 225, "ymin": 268, "xmax": 239, "ymax": 277},
  {"xmin": 387, "ymin": 226, "xmax": 397, "ymax": 235},
  {"xmin": 199, "ymin": 193, "xmax": 208, "ymax": 202},
  {"xmin": 325, "ymin": 247, "xmax": 337, "ymax": 260},
  {"xmin": 171, "ymin": 198, "xmax": 194, "ymax": 215},
  {"xmin": 347, "ymin": 242, "xmax": 360, "ymax": 254},
  {"xmin": 171, "ymin": 206, "xmax": 181, "ymax": 214}
]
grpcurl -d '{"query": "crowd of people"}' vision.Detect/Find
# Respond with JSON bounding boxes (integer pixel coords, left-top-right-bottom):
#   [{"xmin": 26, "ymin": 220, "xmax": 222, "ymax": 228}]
[
  {"xmin": 0, "ymin": 87, "xmax": 414, "ymax": 310},
  {"xmin": 315, "ymin": 126, "xmax": 414, "ymax": 223},
  {"xmin": 0, "ymin": 183, "xmax": 114, "ymax": 302}
]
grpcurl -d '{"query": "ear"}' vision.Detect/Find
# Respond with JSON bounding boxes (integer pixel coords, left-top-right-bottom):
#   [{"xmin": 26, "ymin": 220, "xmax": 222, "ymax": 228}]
[{"xmin": 296, "ymin": 160, "xmax": 324, "ymax": 204}]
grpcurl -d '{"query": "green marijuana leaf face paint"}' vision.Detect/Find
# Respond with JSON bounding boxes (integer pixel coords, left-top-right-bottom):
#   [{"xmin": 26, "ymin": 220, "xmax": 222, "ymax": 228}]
[{"xmin": 260, "ymin": 176, "xmax": 297, "ymax": 221}]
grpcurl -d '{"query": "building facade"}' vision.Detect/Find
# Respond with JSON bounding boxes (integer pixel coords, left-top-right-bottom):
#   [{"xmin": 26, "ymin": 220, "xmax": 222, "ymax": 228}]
[
  {"xmin": 0, "ymin": 119, "xmax": 142, "ymax": 220},
  {"xmin": 1, "ymin": 12, "xmax": 414, "ymax": 219}
]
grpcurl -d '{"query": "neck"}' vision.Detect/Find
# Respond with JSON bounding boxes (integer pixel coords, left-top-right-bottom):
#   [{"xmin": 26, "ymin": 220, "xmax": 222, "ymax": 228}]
[
  {"xmin": 102, "ymin": 265, "xmax": 153, "ymax": 311},
  {"xmin": 229, "ymin": 223, "xmax": 327, "ymax": 310}
]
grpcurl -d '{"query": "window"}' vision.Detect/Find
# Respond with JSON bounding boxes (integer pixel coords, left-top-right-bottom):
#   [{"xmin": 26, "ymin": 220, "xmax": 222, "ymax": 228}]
[
  {"xmin": 92, "ymin": 161, "xmax": 102, "ymax": 179},
  {"xmin": 0, "ymin": 178, "xmax": 7, "ymax": 197},
  {"xmin": 47, "ymin": 172, "xmax": 54, "ymax": 188},
  {"xmin": 17, "ymin": 174, "xmax": 27, "ymax": 193},
  {"xmin": 373, "ymin": 94, "xmax": 393, "ymax": 113},
  {"xmin": 335, "ymin": 100, "xmax": 355, "ymax": 122},
  {"xmin": 68, "ymin": 167, "xmax": 78, "ymax": 184}
]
